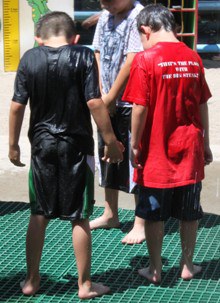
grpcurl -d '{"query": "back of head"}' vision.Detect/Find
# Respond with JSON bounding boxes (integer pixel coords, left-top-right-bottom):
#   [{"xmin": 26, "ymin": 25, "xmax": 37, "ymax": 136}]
[
  {"xmin": 137, "ymin": 4, "xmax": 176, "ymax": 33},
  {"xmin": 35, "ymin": 11, "xmax": 76, "ymax": 41}
]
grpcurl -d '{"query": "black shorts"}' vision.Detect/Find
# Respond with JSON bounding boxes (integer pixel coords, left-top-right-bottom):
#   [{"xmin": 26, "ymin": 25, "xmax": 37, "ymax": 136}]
[
  {"xmin": 29, "ymin": 134, "xmax": 95, "ymax": 220},
  {"xmin": 136, "ymin": 182, "xmax": 203, "ymax": 221},
  {"xmin": 98, "ymin": 107, "xmax": 136, "ymax": 193}
]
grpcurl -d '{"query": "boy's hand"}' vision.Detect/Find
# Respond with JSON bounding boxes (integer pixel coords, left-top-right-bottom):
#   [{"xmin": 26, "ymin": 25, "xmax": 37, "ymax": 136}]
[
  {"xmin": 102, "ymin": 94, "xmax": 116, "ymax": 117},
  {"xmin": 102, "ymin": 140, "xmax": 124, "ymax": 163},
  {"xmin": 204, "ymin": 145, "xmax": 213, "ymax": 165},
  {"xmin": 130, "ymin": 147, "xmax": 143, "ymax": 169},
  {"xmin": 8, "ymin": 145, "xmax": 25, "ymax": 167}
]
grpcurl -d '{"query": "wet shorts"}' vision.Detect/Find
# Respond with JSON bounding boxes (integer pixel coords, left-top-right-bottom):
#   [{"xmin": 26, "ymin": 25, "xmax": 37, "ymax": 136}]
[
  {"xmin": 98, "ymin": 107, "xmax": 136, "ymax": 193},
  {"xmin": 29, "ymin": 134, "xmax": 95, "ymax": 220},
  {"xmin": 136, "ymin": 182, "xmax": 203, "ymax": 221}
]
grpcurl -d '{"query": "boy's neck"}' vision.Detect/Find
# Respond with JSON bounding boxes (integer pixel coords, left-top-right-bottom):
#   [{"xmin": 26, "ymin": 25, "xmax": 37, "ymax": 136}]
[
  {"xmin": 151, "ymin": 29, "xmax": 179, "ymax": 46},
  {"xmin": 42, "ymin": 36, "xmax": 69, "ymax": 48},
  {"xmin": 114, "ymin": 1, "xmax": 134, "ymax": 17}
]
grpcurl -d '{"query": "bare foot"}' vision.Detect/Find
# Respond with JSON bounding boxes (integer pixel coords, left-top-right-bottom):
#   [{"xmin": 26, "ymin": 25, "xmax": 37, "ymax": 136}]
[
  {"xmin": 78, "ymin": 282, "xmax": 110, "ymax": 299},
  {"xmin": 181, "ymin": 264, "xmax": 202, "ymax": 280},
  {"xmin": 89, "ymin": 215, "xmax": 120, "ymax": 230},
  {"xmin": 138, "ymin": 267, "xmax": 161, "ymax": 284},
  {"xmin": 121, "ymin": 224, "xmax": 145, "ymax": 244},
  {"xmin": 20, "ymin": 276, "xmax": 40, "ymax": 296}
]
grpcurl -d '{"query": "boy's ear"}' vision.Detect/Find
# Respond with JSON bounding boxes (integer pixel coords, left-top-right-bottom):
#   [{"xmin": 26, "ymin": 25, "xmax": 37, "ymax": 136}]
[
  {"xmin": 140, "ymin": 25, "xmax": 151, "ymax": 36},
  {"xmin": 34, "ymin": 36, "xmax": 44, "ymax": 46},
  {"xmin": 71, "ymin": 34, "xmax": 80, "ymax": 45}
]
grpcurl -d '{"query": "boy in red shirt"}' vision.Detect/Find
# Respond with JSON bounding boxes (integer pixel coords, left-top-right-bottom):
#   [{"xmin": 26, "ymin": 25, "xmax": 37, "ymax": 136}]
[{"xmin": 123, "ymin": 4, "xmax": 213, "ymax": 283}]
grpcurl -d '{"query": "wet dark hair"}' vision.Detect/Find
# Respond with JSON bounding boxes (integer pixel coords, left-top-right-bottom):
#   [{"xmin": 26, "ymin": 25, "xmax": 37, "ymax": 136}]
[
  {"xmin": 137, "ymin": 4, "xmax": 176, "ymax": 33},
  {"xmin": 35, "ymin": 11, "xmax": 76, "ymax": 40}
]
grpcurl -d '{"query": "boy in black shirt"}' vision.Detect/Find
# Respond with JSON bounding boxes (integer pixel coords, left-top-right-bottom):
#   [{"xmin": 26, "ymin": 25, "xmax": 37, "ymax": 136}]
[{"xmin": 9, "ymin": 11, "xmax": 123, "ymax": 299}]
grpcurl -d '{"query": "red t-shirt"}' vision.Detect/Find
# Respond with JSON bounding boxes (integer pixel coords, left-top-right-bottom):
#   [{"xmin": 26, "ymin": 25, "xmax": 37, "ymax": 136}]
[{"xmin": 123, "ymin": 42, "xmax": 212, "ymax": 188}]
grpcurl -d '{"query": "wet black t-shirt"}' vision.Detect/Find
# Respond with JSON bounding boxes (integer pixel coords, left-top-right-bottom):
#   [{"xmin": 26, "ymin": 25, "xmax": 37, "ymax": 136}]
[{"xmin": 13, "ymin": 45, "xmax": 101, "ymax": 155}]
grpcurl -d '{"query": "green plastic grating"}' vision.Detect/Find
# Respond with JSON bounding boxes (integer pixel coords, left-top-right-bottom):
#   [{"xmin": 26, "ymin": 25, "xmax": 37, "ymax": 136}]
[{"xmin": 0, "ymin": 202, "xmax": 219, "ymax": 303}]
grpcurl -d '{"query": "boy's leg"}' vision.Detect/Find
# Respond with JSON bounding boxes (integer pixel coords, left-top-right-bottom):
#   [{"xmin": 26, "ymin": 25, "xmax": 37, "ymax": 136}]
[
  {"xmin": 179, "ymin": 220, "xmax": 202, "ymax": 280},
  {"xmin": 72, "ymin": 219, "xmax": 110, "ymax": 299},
  {"xmin": 89, "ymin": 190, "xmax": 146, "ymax": 245},
  {"xmin": 121, "ymin": 194, "xmax": 145, "ymax": 244},
  {"xmin": 89, "ymin": 188, "xmax": 120, "ymax": 229},
  {"xmin": 174, "ymin": 183, "xmax": 203, "ymax": 279},
  {"xmin": 21, "ymin": 214, "xmax": 49, "ymax": 295},
  {"xmin": 90, "ymin": 108, "xmax": 131, "ymax": 232},
  {"xmin": 138, "ymin": 220, "xmax": 164, "ymax": 283}
]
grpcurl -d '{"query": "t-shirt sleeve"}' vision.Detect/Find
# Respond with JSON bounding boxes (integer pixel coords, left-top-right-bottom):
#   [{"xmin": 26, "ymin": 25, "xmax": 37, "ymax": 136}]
[
  {"xmin": 92, "ymin": 14, "xmax": 102, "ymax": 51},
  {"xmin": 12, "ymin": 55, "xmax": 29, "ymax": 105},
  {"xmin": 122, "ymin": 53, "xmax": 150, "ymax": 106},
  {"xmin": 125, "ymin": 19, "xmax": 143, "ymax": 54},
  {"xmin": 84, "ymin": 49, "xmax": 101, "ymax": 101},
  {"xmin": 197, "ymin": 55, "xmax": 212, "ymax": 104},
  {"xmin": 200, "ymin": 76, "xmax": 211, "ymax": 104}
]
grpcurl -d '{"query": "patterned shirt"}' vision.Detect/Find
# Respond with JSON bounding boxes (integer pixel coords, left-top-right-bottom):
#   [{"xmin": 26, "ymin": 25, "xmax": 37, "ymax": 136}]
[{"xmin": 93, "ymin": 1, "xmax": 143, "ymax": 106}]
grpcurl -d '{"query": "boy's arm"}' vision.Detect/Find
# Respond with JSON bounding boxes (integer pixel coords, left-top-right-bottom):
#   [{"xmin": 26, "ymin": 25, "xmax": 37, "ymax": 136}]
[
  {"xmin": 94, "ymin": 51, "xmax": 103, "ymax": 94},
  {"xmin": 8, "ymin": 101, "xmax": 26, "ymax": 167},
  {"xmin": 87, "ymin": 98, "xmax": 124, "ymax": 163},
  {"xmin": 103, "ymin": 52, "xmax": 136, "ymax": 115},
  {"xmin": 199, "ymin": 102, "xmax": 213, "ymax": 165},
  {"xmin": 82, "ymin": 12, "xmax": 101, "ymax": 29},
  {"xmin": 131, "ymin": 103, "xmax": 148, "ymax": 169}
]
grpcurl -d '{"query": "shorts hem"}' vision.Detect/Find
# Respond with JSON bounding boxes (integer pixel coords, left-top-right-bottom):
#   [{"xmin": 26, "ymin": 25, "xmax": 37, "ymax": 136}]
[
  {"xmin": 30, "ymin": 211, "xmax": 90, "ymax": 221},
  {"xmin": 135, "ymin": 211, "xmax": 204, "ymax": 222},
  {"xmin": 100, "ymin": 183, "xmax": 137, "ymax": 194}
]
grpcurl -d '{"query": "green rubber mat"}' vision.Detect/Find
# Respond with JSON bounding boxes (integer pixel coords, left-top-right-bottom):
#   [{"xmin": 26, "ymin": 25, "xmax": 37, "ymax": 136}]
[{"xmin": 0, "ymin": 202, "xmax": 219, "ymax": 303}]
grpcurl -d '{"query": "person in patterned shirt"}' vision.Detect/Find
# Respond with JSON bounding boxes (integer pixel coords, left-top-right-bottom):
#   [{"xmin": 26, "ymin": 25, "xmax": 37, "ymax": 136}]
[{"xmin": 89, "ymin": 0, "xmax": 146, "ymax": 245}]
